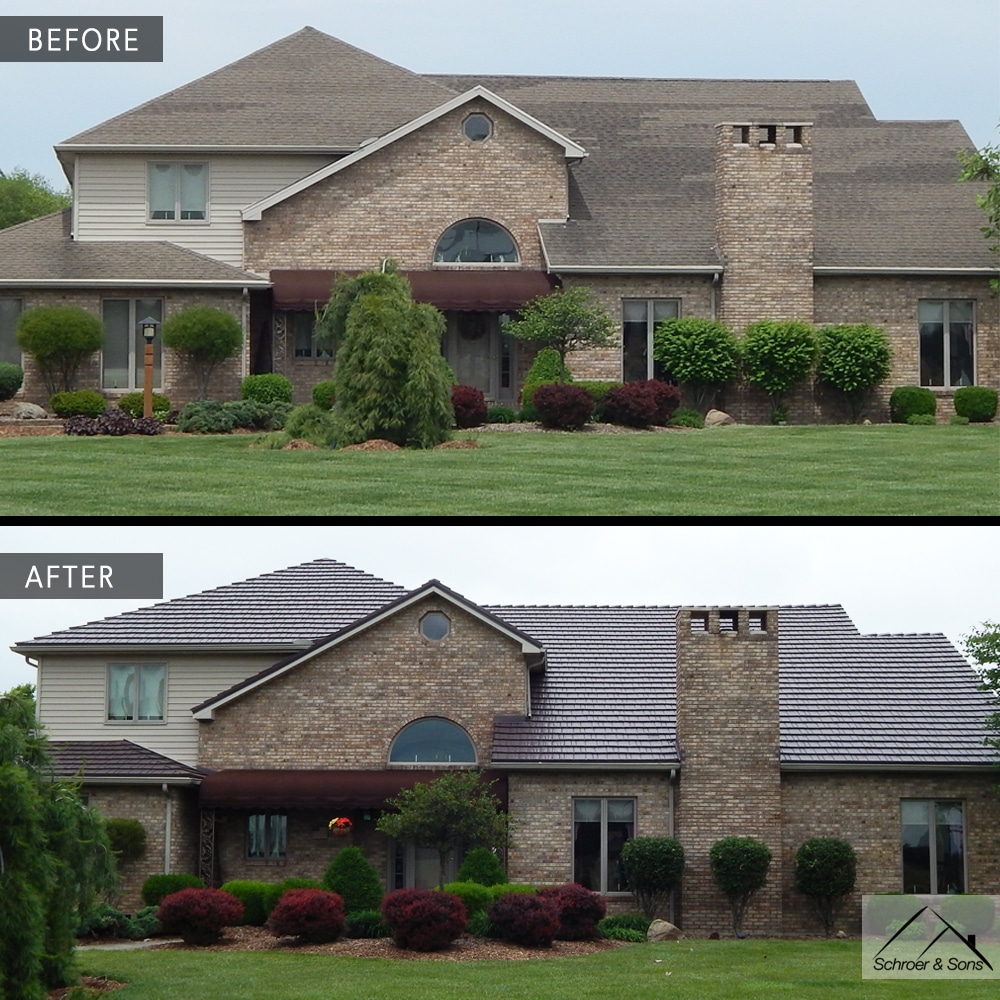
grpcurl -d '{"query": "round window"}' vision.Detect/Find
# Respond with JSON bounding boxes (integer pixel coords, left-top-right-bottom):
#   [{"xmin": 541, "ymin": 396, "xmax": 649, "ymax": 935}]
[
  {"xmin": 420, "ymin": 612, "xmax": 451, "ymax": 641},
  {"xmin": 463, "ymin": 114, "xmax": 492, "ymax": 142}
]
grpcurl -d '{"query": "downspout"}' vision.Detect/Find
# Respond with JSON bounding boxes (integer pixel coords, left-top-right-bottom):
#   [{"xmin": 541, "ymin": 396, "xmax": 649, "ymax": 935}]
[
  {"xmin": 162, "ymin": 783, "xmax": 172, "ymax": 875},
  {"xmin": 241, "ymin": 287, "xmax": 250, "ymax": 381},
  {"xmin": 710, "ymin": 273, "xmax": 720, "ymax": 321},
  {"xmin": 668, "ymin": 768, "xmax": 677, "ymax": 925}
]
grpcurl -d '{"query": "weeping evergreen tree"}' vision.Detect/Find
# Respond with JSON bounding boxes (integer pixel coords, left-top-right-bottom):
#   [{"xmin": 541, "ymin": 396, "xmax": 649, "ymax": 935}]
[
  {"xmin": 314, "ymin": 262, "xmax": 454, "ymax": 448},
  {"xmin": 0, "ymin": 686, "xmax": 116, "ymax": 999}
]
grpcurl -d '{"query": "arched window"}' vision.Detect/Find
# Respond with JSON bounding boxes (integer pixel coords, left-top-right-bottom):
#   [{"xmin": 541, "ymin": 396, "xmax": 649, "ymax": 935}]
[
  {"xmin": 434, "ymin": 219, "xmax": 519, "ymax": 264},
  {"xmin": 389, "ymin": 718, "xmax": 477, "ymax": 764}
]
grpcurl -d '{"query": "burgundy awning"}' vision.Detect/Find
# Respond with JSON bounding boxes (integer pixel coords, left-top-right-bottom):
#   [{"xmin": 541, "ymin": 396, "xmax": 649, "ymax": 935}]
[
  {"xmin": 199, "ymin": 769, "xmax": 508, "ymax": 810},
  {"xmin": 270, "ymin": 269, "xmax": 556, "ymax": 311}
]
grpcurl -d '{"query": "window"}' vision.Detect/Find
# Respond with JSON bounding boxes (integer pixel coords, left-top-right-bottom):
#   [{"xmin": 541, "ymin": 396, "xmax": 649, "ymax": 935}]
[
  {"xmin": 919, "ymin": 300, "xmax": 975, "ymax": 388},
  {"xmin": 622, "ymin": 299, "xmax": 679, "ymax": 381},
  {"xmin": 389, "ymin": 718, "xmax": 476, "ymax": 764},
  {"xmin": 901, "ymin": 800, "xmax": 965, "ymax": 894},
  {"xmin": 107, "ymin": 663, "xmax": 165, "ymax": 721},
  {"xmin": 463, "ymin": 113, "xmax": 493, "ymax": 142},
  {"xmin": 0, "ymin": 297, "xmax": 22, "ymax": 367},
  {"xmin": 102, "ymin": 298, "xmax": 162, "ymax": 390},
  {"xmin": 434, "ymin": 219, "xmax": 519, "ymax": 263},
  {"xmin": 573, "ymin": 798, "xmax": 635, "ymax": 893},
  {"xmin": 291, "ymin": 311, "xmax": 332, "ymax": 359},
  {"xmin": 419, "ymin": 611, "xmax": 450, "ymax": 641},
  {"xmin": 248, "ymin": 813, "xmax": 287, "ymax": 859},
  {"xmin": 148, "ymin": 163, "xmax": 207, "ymax": 221}
]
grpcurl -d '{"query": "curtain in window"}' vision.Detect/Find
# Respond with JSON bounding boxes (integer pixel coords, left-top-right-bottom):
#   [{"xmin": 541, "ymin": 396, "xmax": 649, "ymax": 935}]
[
  {"xmin": 180, "ymin": 165, "xmax": 206, "ymax": 220},
  {"xmin": 948, "ymin": 301, "xmax": 974, "ymax": 388},
  {"xmin": 137, "ymin": 664, "xmax": 165, "ymax": 720},
  {"xmin": 149, "ymin": 164, "xmax": 176, "ymax": 219},
  {"xmin": 107, "ymin": 664, "xmax": 135, "ymax": 720}
]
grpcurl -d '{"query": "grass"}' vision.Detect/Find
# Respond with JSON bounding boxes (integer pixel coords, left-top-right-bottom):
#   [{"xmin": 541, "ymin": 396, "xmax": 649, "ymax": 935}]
[
  {"xmin": 1, "ymin": 424, "xmax": 997, "ymax": 517},
  {"xmin": 78, "ymin": 939, "xmax": 1000, "ymax": 1000}
]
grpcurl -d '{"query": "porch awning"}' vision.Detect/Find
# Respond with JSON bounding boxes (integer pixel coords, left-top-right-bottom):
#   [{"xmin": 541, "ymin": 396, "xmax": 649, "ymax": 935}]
[
  {"xmin": 270, "ymin": 269, "xmax": 556, "ymax": 311},
  {"xmin": 198, "ymin": 769, "xmax": 508, "ymax": 810}
]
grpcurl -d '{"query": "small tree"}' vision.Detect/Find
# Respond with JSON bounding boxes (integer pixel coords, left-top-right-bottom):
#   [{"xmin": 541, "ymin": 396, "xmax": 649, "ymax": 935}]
[
  {"xmin": 964, "ymin": 622, "xmax": 1000, "ymax": 772},
  {"xmin": 503, "ymin": 287, "xmax": 616, "ymax": 377},
  {"xmin": 958, "ymin": 136, "xmax": 1000, "ymax": 293},
  {"xmin": 793, "ymin": 838, "xmax": 857, "ymax": 936},
  {"xmin": 619, "ymin": 836, "xmax": 685, "ymax": 918},
  {"xmin": 322, "ymin": 846, "xmax": 384, "ymax": 913},
  {"xmin": 741, "ymin": 320, "xmax": 818, "ymax": 421},
  {"xmin": 709, "ymin": 836, "xmax": 772, "ymax": 937},
  {"xmin": 161, "ymin": 306, "xmax": 243, "ymax": 400},
  {"xmin": 815, "ymin": 324, "xmax": 892, "ymax": 422},
  {"xmin": 456, "ymin": 846, "xmax": 506, "ymax": 887},
  {"xmin": 376, "ymin": 772, "xmax": 512, "ymax": 889},
  {"xmin": 652, "ymin": 317, "xmax": 740, "ymax": 413},
  {"xmin": 16, "ymin": 306, "xmax": 103, "ymax": 395},
  {"xmin": 0, "ymin": 168, "xmax": 71, "ymax": 230}
]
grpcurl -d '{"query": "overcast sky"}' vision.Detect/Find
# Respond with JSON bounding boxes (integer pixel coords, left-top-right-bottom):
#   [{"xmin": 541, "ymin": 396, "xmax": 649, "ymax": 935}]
[
  {"xmin": 1, "ymin": 525, "xmax": 996, "ymax": 693},
  {"xmin": 2, "ymin": 0, "xmax": 997, "ymax": 188}
]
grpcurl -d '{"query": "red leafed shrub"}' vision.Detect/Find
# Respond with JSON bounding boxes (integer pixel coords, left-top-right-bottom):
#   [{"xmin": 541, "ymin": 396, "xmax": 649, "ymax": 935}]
[
  {"xmin": 538, "ymin": 883, "xmax": 606, "ymax": 940},
  {"xmin": 267, "ymin": 888, "xmax": 346, "ymax": 943},
  {"xmin": 531, "ymin": 383, "xmax": 594, "ymax": 430},
  {"xmin": 487, "ymin": 892, "xmax": 561, "ymax": 947},
  {"xmin": 156, "ymin": 887, "xmax": 244, "ymax": 945},
  {"xmin": 602, "ymin": 380, "xmax": 680, "ymax": 427},
  {"xmin": 380, "ymin": 889, "xmax": 467, "ymax": 951},
  {"xmin": 452, "ymin": 384, "xmax": 488, "ymax": 429}
]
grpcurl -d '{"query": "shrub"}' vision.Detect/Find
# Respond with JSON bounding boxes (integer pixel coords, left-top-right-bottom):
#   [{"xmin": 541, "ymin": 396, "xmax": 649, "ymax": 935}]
[
  {"xmin": 132, "ymin": 416, "xmax": 164, "ymax": 436},
  {"xmin": 0, "ymin": 361, "xmax": 24, "ymax": 401},
  {"xmin": 267, "ymin": 888, "xmax": 346, "ymax": 943},
  {"xmin": 223, "ymin": 399, "xmax": 285, "ymax": 431},
  {"xmin": 538, "ymin": 883, "xmax": 606, "ymax": 940},
  {"xmin": 261, "ymin": 878, "xmax": 323, "ymax": 916},
  {"xmin": 242, "ymin": 373, "xmax": 293, "ymax": 406},
  {"xmin": 488, "ymin": 883, "xmax": 537, "ymax": 902},
  {"xmin": 124, "ymin": 906, "xmax": 163, "ymax": 941},
  {"xmin": 219, "ymin": 880, "xmax": 271, "ymax": 926},
  {"xmin": 380, "ymin": 888, "xmax": 467, "ymax": 951},
  {"xmin": 311, "ymin": 379, "xmax": 337, "ymax": 410},
  {"xmin": 155, "ymin": 887, "xmax": 244, "ymax": 946},
  {"xmin": 532, "ymin": 382, "xmax": 594, "ymax": 430},
  {"xmin": 603, "ymin": 925, "xmax": 648, "ymax": 942},
  {"xmin": 488, "ymin": 892, "xmax": 560, "ymax": 947},
  {"xmin": 176, "ymin": 399, "xmax": 236, "ymax": 434},
  {"xmin": 465, "ymin": 910, "xmax": 495, "ymax": 938},
  {"xmin": 116, "ymin": 392, "xmax": 171, "ymax": 418},
  {"xmin": 48, "ymin": 390, "xmax": 106, "ymax": 418},
  {"xmin": 63, "ymin": 414, "xmax": 99, "ymax": 436},
  {"xmin": 76, "ymin": 904, "xmax": 129, "ymax": 940},
  {"xmin": 953, "ymin": 385, "xmax": 998, "ymax": 422},
  {"xmin": 576, "ymin": 380, "xmax": 623, "ymax": 421},
  {"xmin": 865, "ymin": 895, "xmax": 920, "ymax": 936},
  {"xmin": 938, "ymin": 894, "xmax": 996, "ymax": 936},
  {"xmin": 452, "ymin": 384, "xmax": 488, "ymax": 428},
  {"xmin": 598, "ymin": 913, "xmax": 652, "ymax": 939},
  {"xmin": 906, "ymin": 413, "xmax": 937, "ymax": 425},
  {"xmin": 741, "ymin": 320, "xmax": 819, "ymax": 420},
  {"xmin": 95, "ymin": 409, "xmax": 135, "ymax": 436},
  {"xmin": 668, "ymin": 407, "xmax": 705, "ymax": 428},
  {"xmin": 161, "ymin": 306, "xmax": 243, "ymax": 399},
  {"xmin": 456, "ymin": 847, "xmax": 507, "ymax": 887},
  {"xmin": 793, "ymin": 838, "xmax": 857, "ymax": 936},
  {"xmin": 709, "ymin": 836, "xmax": 772, "ymax": 937},
  {"xmin": 485, "ymin": 404, "xmax": 518, "ymax": 424},
  {"xmin": 950, "ymin": 414, "xmax": 971, "ymax": 425},
  {"xmin": 519, "ymin": 347, "xmax": 572, "ymax": 418},
  {"xmin": 345, "ymin": 909, "xmax": 391, "ymax": 939},
  {"xmin": 889, "ymin": 385, "xmax": 936, "ymax": 423},
  {"xmin": 16, "ymin": 305, "xmax": 103, "ymax": 394},
  {"xmin": 815, "ymin": 323, "xmax": 892, "ymax": 422},
  {"xmin": 141, "ymin": 873, "xmax": 204, "ymax": 908},
  {"xmin": 619, "ymin": 836, "xmax": 686, "ymax": 918},
  {"xmin": 442, "ymin": 881, "xmax": 492, "ymax": 918},
  {"xmin": 652, "ymin": 317, "xmax": 741, "ymax": 412},
  {"xmin": 886, "ymin": 917, "xmax": 927, "ymax": 940},
  {"xmin": 284, "ymin": 403, "xmax": 337, "ymax": 447},
  {"xmin": 322, "ymin": 846, "xmax": 384, "ymax": 914},
  {"xmin": 602, "ymin": 380, "xmax": 680, "ymax": 428},
  {"xmin": 105, "ymin": 818, "xmax": 147, "ymax": 864}
]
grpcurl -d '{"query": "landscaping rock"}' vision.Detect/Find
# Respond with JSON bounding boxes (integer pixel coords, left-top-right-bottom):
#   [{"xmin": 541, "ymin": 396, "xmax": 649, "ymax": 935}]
[
  {"xmin": 647, "ymin": 919, "xmax": 684, "ymax": 941},
  {"xmin": 9, "ymin": 401, "xmax": 48, "ymax": 419},
  {"xmin": 705, "ymin": 408, "xmax": 735, "ymax": 426}
]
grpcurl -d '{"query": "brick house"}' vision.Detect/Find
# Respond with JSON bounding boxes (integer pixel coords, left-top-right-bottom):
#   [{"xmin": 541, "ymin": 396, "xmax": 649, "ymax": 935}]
[
  {"xmin": 1, "ymin": 27, "xmax": 997, "ymax": 420},
  {"xmin": 13, "ymin": 558, "xmax": 999, "ymax": 934}
]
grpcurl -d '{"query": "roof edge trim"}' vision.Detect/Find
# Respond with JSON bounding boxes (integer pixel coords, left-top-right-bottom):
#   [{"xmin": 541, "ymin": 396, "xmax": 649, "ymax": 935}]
[
  {"xmin": 0, "ymin": 279, "xmax": 271, "ymax": 289},
  {"xmin": 491, "ymin": 761, "xmax": 681, "ymax": 771},
  {"xmin": 814, "ymin": 267, "xmax": 999, "ymax": 276},
  {"xmin": 781, "ymin": 762, "xmax": 998, "ymax": 772},
  {"xmin": 549, "ymin": 265, "xmax": 725, "ymax": 275}
]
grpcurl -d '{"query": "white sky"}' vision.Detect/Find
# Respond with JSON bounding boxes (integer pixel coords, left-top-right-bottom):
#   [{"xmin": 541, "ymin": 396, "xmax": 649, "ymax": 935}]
[
  {"xmin": 1, "ymin": 0, "xmax": 997, "ymax": 189},
  {"xmin": 0, "ymin": 525, "xmax": 996, "ymax": 692}
]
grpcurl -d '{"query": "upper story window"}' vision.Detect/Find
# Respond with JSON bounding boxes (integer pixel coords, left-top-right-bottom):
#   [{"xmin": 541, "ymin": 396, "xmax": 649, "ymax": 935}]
[
  {"xmin": 434, "ymin": 219, "xmax": 519, "ymax": 264},
  {"xmin": 463, "ymin": 113, "xmax": 493, "ymax": 142},
  {"xmin": 107, "ymin": 663, "xmax": 165, "ymax": 722},
  {"xmin": 389, "ymin": 718, "xmax": 476, "ymax": 764},
  {"xmin": 419, "ymin": 611, "xmax": 450, "ymax": 641},
  {"xmin": 622, "ymin": 299, "xmax": 679, "ymax": 381},
  {"xmin": 0, "ymin": 297, "xmax": 23, "ymax": 367},
  {"xmin": 919, "ymin": 300, "xmax": 975, "ymax": 388},
  {"xmin": 148, "ymin": 163, "xmax": 207, "ymax": 221}
]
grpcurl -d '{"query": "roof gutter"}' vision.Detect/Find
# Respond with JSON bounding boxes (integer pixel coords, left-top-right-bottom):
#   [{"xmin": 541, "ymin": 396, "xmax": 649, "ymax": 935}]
[
  {"xmin": 813, "ymin": 266, "xmax": 999, "ymax": 276},
  {"xmin": 0, "ymin": 279, "xmax": 270, "ymax": 289},
  {"xmin": 11, "ymin": 641, "xmax": 313, "ymax": 656},
  {"xmin": 781, "ymin": 762, "xmax": 998, "ymax": 773},
  {"xmin": 548, "ymin": 265, "xmax": 724, "ymax": 275},
  {"xmin": 490, "ymin": 760, "xmax": 681, "ymax": 771}
]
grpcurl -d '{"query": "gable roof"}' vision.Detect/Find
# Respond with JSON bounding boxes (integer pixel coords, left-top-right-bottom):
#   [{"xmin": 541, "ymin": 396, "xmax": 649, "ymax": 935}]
[{"xmin": 49, "ymin": 740, "xmax": 205, "ymax": 783}]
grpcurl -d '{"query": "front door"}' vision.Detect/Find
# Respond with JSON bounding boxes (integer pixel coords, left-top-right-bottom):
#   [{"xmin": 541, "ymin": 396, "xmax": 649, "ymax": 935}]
[
  {"xmin": 443, "ymin": 311, "xmax": 518, "ymax": 403},
  {"xmin": 392, "ymin": 841, "xmax": 461, "ymax": 889}
]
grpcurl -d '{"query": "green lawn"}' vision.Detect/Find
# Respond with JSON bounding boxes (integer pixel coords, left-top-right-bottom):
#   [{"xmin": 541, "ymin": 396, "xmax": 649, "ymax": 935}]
[
  {"xmin": 1, "ymin": 425, "xmax": 997, "ymax": 517},
  {"xmin": 79, "ymin": 939, "xmax": 999, "ymax": 1000}
]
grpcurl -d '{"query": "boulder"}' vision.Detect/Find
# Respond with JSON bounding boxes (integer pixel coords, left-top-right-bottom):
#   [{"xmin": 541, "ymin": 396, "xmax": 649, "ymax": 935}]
[
  {"xmin": 705, "ymin": 408, "xmax": 735, "ymax": 426},
  {"xmin": 647, "ymin": 919, "xmax": 684, "ymax": 941},
  {"xmin": 10, "ymin": 402, "xmax": 48, "ymax": 419}
]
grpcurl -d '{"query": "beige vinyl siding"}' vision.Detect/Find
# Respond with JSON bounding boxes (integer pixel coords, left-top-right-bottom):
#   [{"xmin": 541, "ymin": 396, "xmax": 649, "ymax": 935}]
[
  {"xmin": 73, "ymin": 153, "xmax": 334, "ymax": 267},
  {"xmin": 36, "ymin": 652, "xmax": 283, "ymax": 766}
]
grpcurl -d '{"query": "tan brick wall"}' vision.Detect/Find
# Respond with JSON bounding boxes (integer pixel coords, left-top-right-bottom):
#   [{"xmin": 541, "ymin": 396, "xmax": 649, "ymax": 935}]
[{"xmin": 674, "ymin": 608, "xmax": 783, "ymax": 936}]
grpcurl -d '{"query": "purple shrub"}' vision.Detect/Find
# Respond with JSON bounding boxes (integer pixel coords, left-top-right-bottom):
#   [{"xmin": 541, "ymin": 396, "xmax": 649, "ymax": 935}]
[
  {"xmin": 487, "ymin": 892, "xmax": 561, "ymax": 947},
  {"xmin": 531, "ymin": 383, "xmax": 594, "ymax": 430},
  {"xmin": 267, "ymin": 888, "xmax": 346, "ymax": 943},
  {"xmin": 538, "ymin": 883, "xmax": 606, "ymax": 940},
  {"xmin": 452, "ymin": 384, "xmax": 488, "ymax": 429},
  {"xmin": 380, "ymin": 889, "xmax": 466, "ymax": 951},
  {"xmin": 155, "ymin": 887, "xmax": 244, "ymax": 946}
]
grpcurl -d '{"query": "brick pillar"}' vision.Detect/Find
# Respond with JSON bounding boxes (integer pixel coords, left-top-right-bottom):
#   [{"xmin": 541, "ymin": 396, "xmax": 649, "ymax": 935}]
[
  {"xmin": 715, "ymin": 123, "xmax": 815, "ymax": 332},
  {"xmin": 674, "ymin": 607, "xmax": 783, "ymax": 935}
]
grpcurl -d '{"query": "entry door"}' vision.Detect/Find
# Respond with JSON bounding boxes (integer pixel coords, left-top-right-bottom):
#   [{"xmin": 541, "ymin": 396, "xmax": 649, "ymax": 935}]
[
  {"xmin": 443, "ymin": 311, "xmax": 518, "ymax": 402},
  {"xmin": 392, "ymin": 842, "xmax": 460, "ymax": 889}
]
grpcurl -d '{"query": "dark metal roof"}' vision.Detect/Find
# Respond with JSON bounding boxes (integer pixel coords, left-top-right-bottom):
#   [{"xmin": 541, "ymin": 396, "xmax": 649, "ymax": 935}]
[{"xmin": 50, "ymin": 740, "xmax": 205, "ymax": 781}]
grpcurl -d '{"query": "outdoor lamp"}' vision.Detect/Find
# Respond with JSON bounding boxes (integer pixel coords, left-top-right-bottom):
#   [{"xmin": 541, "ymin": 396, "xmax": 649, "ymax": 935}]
[{"xmin": 140, "ymin": 317, "xmax": 159, "ymax": 418}]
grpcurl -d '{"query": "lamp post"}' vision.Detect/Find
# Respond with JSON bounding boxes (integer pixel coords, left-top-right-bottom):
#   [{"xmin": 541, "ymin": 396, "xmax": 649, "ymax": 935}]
[{"xmin": 140, "ymin": 317, "xmax": 159, "ymax": 418}]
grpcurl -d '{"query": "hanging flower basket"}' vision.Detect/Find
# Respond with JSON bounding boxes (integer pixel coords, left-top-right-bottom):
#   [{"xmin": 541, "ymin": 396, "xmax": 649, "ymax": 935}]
[{"xmin": 328, "ymin": 816, "xmax": 352, "ymax": 837}]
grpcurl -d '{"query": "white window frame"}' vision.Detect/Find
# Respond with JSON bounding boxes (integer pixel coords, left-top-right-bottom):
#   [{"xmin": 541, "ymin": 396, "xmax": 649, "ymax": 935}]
[
  {"xmin": 900, "ymin": 799, "xmax": 967, "ymax": 895},
  {"xmin": 621, "ymin": 299, "xmax": 680, "ymax": 381},
  {"xmin": 572, "ymin": 796, "xmax": 635, "ymax": 894},
  {"xmin": 106, "ymin": 663, "xmax": 166, "ymax": 723},
  {"xmin": 147, "ymin": 162, "xmax": 209, "ymax": 223},
  {"xmin": 0, "ymin": 297, "xmax": 23, "ymax": 368},
  {"xmin": 918, "ymin": 299, "xmax": 976, "ymax": 388},
  {"xmin": 101, "ymin": 298, "xmax": 163, "ymax": 391}
]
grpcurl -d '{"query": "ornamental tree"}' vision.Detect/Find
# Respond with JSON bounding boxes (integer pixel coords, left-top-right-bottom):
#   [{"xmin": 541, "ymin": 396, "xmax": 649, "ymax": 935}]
[
  {"xmin": 16, "ymin": 305, "xmax": 103, "ymax": 395},
  {"xmin": 815, "ymin": 324, "xmax": 892, "ymax": 422},
  {"xmin": 161, "ymin": 306, "xmax": 243, "ymax": 400},
  {"xmin": 376, "ymin": 771, "xmax": 513, "ymax": 889},
  {"xmin": 793, "ymin": 837, "xmax": 857, "ymax": 936},
  {"xmin": 741, "ymin": 320, "xmax": 818, "ymax": 421},
  {"xmin": 958, "ymin": 135, "xmax": 1000, "ymax": 293},
  {"xmin": 652, "ymin": 317, "xmax": 740, "ymax": 413},
  {"xmin": 964, "ymin": 622, "xmax": 1000, "ymax": 773},
  {"xmin": 619, "ymin": 836, "xmax": 686, "ymax": 918},
  {"xmin": 709, "ymin": 835, "xmax": 772, "ymax": 937}
]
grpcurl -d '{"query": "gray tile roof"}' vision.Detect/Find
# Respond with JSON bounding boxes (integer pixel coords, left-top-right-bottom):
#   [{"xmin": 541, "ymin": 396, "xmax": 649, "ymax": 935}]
[
  {"xmin": 50, "ymin": 740, "xmax": 205, "ymax": 781},
  {"xmin": 0, "ymin": 210, "xmax": 266, "ymax": 284},
  {"xmin": 62, "ymin": 27, "xmax": 457, "ymax": 149}
]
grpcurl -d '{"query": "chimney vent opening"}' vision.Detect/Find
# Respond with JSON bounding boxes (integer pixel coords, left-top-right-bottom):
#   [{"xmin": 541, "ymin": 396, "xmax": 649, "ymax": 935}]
[{"xmin": 719, "ymin": 610, "xmax": 739, "ymax": 633}]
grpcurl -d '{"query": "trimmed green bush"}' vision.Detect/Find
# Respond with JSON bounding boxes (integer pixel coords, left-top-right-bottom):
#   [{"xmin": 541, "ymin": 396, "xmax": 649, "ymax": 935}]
[
  {"xmin": 141, "ymin": 873, "xmax": 204, "ymax": 909},
  {"xmin": 219, "ymin": 880, "xmax": 271, "ymax": 926},
  {"xmin": 105, "ymin": 818, "xmax": 147, "ymax": 864},
  {"xmin": 485, "ymin": 404, "xmax": 518, "ymax": 424},
  {"xmin": 652, "ymin": 317, "xmax": 740, "ymax": 412},
  {"xmin": 668, "ymin": 407, "xmax": 705, "ymax": 428},
  {"xmin": 598, "ymin": 913, "xmax": 651, "ymax": 938},
  {"xmin": 889, "ymin": 385, "xmax": 936, "ymax": 423},
  {"xmin": 442, "ymin": 881, "xmax": 492, "ymax": 918},
  {"xmin": 519, "ymin": 347, "xmax": 572, "ymax": 419},
  {"xmin": 576, "ymin": 380, "xmax": 623, "ymax": 421},
  {"xmin": 161, "ymin": 306, "xmax": 242, "ymax": 399},
  {"xmin": 816, "ymin": 323, "xmax": 892, "ymax": 422},
  {"xmin": 48, "ymin": 390, "xmax": 106, "ymax": 418},
  {"xmin": 322, "ymin": 846, "xmax": 384, "ymax": 914},
  {"xmin": 865, "ymin": 894, "xmax": 920, "ymax": 936},
  {"xmin": 16, "ymin": 305, "xmax": 103, "ymax": 394},
  {"xmin": 311, "ymin": 379, "xmax": 337, "ymax": 410},
  {"xmin": 0, "ymin": 361, "xmax": 24, "ymax": 401},
  {"xmin": 906, "ymin": 413, "xmax": 937, "ymax": 425},
  {"xmin": 222, "ymin": 399, "xmax": 290, "ymax": 431},
  {"xmin": 116, "ymin": 392, "xmax": 171, "ymax": 418},
  {"xmin": 938, "ymin": 894, "xmax": 996, "ymax": 936},
  {"xmin": 619, "ymin": 836, "xmax": 685, "ymax": 918},
  {"xmin": 261, "ymin": 878, "xmax": 323, "ymax": 917},
  {"xmin": 709, "ymin": 836, "xmax": 772, "ymax": 937},
  {"xmin": 456, "ymin": 847, "xmax": 506, "ymax": 887},
  {"xmin": 953, "ymin": 385, "xmax": 998, "ymax": 422},
  {"xmin": 793, "ymin": 837, "xmax": 857, "ymax": 936},
  {"xmin": 242, "ymin": 373, "xmax": 293, "ymax": 405},
  {"xmin": 176, "ymin": 399, "xmax": 236, "ymax": 434},
  {"xmin": 741, "ymin": 320, "xmax": 818, "ymax": 421},
  {"xmin": 488, "ymin": 883, "xmax": 536, "ymax": 902}
]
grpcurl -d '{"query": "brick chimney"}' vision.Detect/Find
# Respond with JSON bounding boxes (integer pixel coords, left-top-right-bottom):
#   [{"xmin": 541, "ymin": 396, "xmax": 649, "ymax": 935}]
[
  {"xmin": 715, "ymin": 123, "xmax": 815, "ymax": 331},
  {"xmin": 674, "ymin": 607, "xmax": 783, "ymax": 936}
]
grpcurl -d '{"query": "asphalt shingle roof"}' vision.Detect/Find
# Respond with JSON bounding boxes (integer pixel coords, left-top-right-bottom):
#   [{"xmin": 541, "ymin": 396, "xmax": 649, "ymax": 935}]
[{"xmin": 50, "ymin": 740, "xmax": 205, "ymax": 781}]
